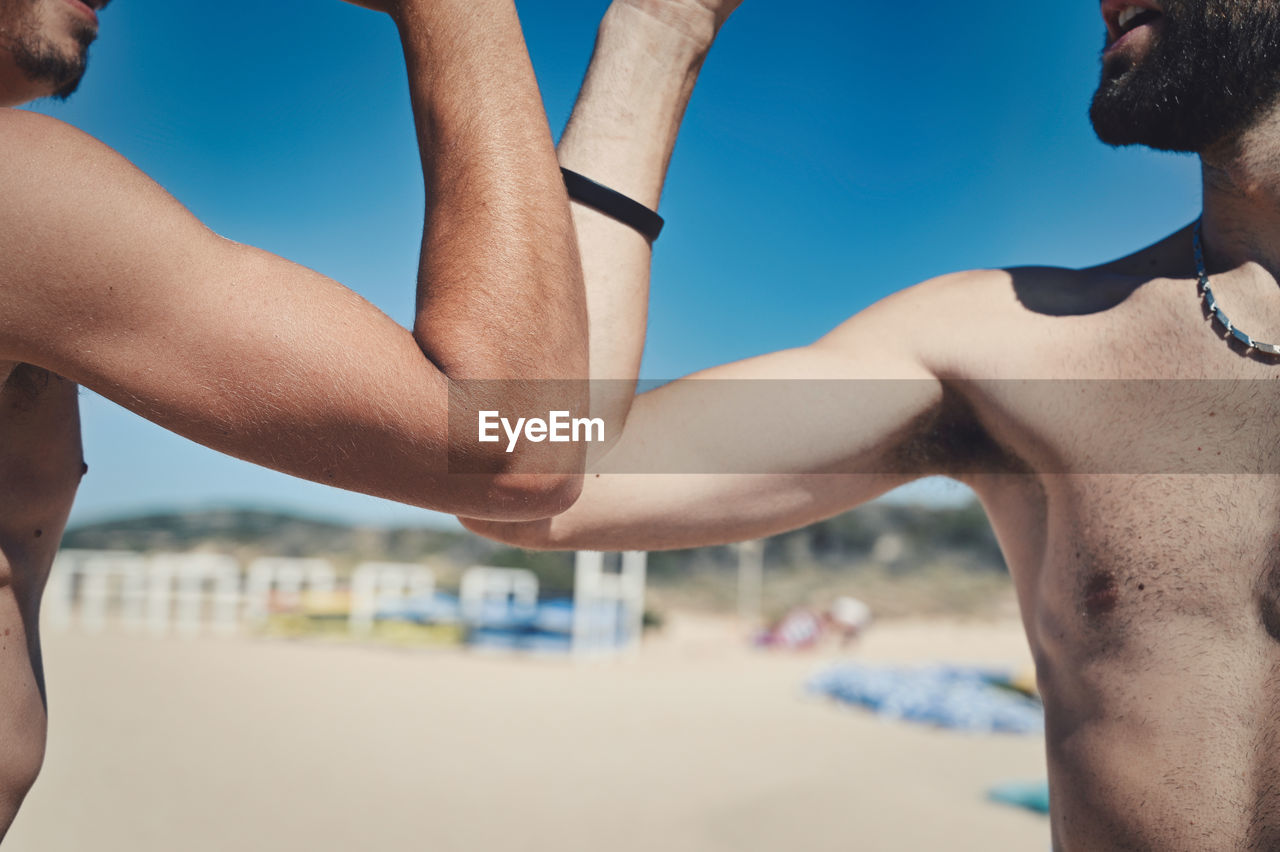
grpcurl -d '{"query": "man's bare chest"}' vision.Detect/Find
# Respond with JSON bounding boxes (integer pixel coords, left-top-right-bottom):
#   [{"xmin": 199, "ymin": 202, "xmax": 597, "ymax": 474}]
[{"xmin": 956, "ymin": 293, "xmax": 1280, "ymax": 651}]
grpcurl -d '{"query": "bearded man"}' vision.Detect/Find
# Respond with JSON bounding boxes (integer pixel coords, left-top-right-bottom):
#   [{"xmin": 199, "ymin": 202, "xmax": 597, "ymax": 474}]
[{"xmin": 466, "ymin": 0, "xmax": 1280, "ymax": 847}]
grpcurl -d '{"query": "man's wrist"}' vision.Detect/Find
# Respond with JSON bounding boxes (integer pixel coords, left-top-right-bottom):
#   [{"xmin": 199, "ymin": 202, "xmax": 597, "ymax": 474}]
[
  {"xmin": 597, "ymin": 2, "xmax": 714, "ymax": 85},
  {"xmin": 562, "ymin": 3, "xmax": 712, "ymax": 207},
  {"xmin": 394, "ymin": 0, "xmax": 517, "ymax": 40},
  {"xmin": 606, "ymin": 0, "xmax": 719, "ymax": 55}
]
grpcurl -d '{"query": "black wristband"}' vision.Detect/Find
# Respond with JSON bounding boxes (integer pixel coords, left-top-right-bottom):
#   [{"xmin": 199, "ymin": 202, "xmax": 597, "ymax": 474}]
[{"xmin": 560, "ymin": 168, "xmax": 665, "ymax": 244}]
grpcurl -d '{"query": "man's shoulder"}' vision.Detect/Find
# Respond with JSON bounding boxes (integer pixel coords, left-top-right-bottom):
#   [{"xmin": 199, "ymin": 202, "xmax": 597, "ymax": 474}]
[
  {"xmin": 996, "ymin": 227, "xmax": 1194, "ymax": 319},
  {"xmin": 851, "ymin": 265, "xmax": 1143, "ymax": 378},
  {"xmin": 821, "ymin": 233, "xmax": 1194, "ymax": 380},
  {"xmin": 0, "ymin": 109, "xmax": 145, "ymax": 212},
  {"xmin": 878, "ymin": 267, "xmax": 1062, "ymax": 332},
  {"xmin": 0, "ymin": 107, "xmax": 78, "ymax": 135},
  {"xmin": 854, "ymin": 268, "xmax": 1015, "ymax": 324},
  {"xmin": 0, "ymin": 108, "xmax": 207, "ymax": 366},
  {"xmin": 0, "ymin": 108, "xmax": 196, "ymax": 257},
  {"xmin": 818, "ymin": 268, "xmax": 1029, "ymax": 372},
  {"xmin": 0, "ymin": 108, "xmax": 106, "ymax": 166},
  {"xmin": 902, "ymin": 262, "xmax": 1166, "ymax": 331}
]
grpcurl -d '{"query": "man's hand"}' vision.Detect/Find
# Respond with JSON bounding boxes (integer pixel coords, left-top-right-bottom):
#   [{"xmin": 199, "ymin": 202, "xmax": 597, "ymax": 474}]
[{"xmin": 615, "ymin": 0, "xmax": 745, "ymax": 45}]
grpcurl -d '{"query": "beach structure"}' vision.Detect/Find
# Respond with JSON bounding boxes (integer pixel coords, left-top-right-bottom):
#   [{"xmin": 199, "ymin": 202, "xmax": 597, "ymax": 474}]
[
  {"xmin": 572, "ymin": 550, "xmax": 647, "ymax": 657},
  {"xmin": 242, "ymin": 557, "xmax": 337, "ymax": 625},
  {"xmin": 461, "ymin": 553, "xmax": 647, "ymax": 655},
  {"xmin": 348, "ymin": 561, "xmax": 436, "ymax": 635},
  {"xmin": 736, "ymin": 540, "xmax": 764, "ymax": 633},
  {"xmin": 459, "ymin": 566, "xmax": 539, "ymax": 626},
  {"xmin": 45, "ymin": 550, "xmax": 147, "ymax": 634},
  {"xmin": 147, "ymin": 553, "xmax": 242, "ymax": 637},
  {"xmin": 44, "ymin": 548, "xmax": 649, "ymax": 655}
]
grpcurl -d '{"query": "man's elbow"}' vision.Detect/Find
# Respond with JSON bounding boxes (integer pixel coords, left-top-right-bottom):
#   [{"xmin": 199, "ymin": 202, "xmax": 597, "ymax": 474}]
[
  {"xmin": 458, "ymin": 514, "xmax": 565, "ymax": 551},
  {"xmin": 494, "ymin": 469, "xmax": 583, "ymax": 521},
  {"xmin": 445, "ymin": 431, "xmax": 587, "ymax": 520},
  {"xmin": 449, "ymin": 469, "xmax": 582, "ymax": 523}
]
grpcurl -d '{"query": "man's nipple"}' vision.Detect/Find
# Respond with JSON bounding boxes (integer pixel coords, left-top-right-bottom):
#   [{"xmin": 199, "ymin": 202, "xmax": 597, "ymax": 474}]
[
  {"xmin": 1082, "ymin": 571, "xmax": 1120, "ymax": 620},
  {"xmin": 1258, "ymin": 559, "xmax": 1280, "ymax": 643}
]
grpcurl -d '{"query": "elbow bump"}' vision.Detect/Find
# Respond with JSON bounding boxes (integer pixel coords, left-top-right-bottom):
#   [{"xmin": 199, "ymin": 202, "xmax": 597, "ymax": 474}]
[
  {"xmin": 446, "ymin": 434, "xmax": 586, "ymax": 521},
  {"xmin": 465, "ymin": 471, "xmax": 583, "ymax": 523}
]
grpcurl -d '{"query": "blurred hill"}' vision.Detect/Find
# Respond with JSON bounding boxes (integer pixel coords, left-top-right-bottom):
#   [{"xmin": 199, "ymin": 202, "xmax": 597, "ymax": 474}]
[
  {"xmin": 63, "ymin": 508, "xmax": 482, "ymax": 564},
  {"xmin": 61, "ymin": 500, "xmax": 1010, "ymax": 618}
]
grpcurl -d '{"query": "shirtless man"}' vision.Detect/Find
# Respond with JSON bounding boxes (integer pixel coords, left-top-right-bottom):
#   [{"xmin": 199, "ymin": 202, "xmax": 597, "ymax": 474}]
[
  {"xmin": 467, "ymin": 0, "xmax": 1280, "ymax": 847},
  {"xmin": 0, "ymin": 0, "xmax": 743, "ymax": 833},
  {"xmin": 0, "ymin": 0, "xmax": 627, "ymax": 836}
]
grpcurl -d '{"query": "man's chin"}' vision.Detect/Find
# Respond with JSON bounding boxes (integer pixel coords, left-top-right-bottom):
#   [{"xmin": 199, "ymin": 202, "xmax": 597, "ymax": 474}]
[
  {"xmin": 1089, "ymin": 71, "xmax": 1195, "ymax": 152},
  {"xmin": 1090, "ymin": 105, "xmax": 1199, "ymax": 152},
  {"xmin": 1089, "ymin": 75, "xmax": 1262, "ymax": 154},
  {"xmin": 12, "ymin": 44, "xmax": 88, "ymax": 102},
  {"xmin": 48, "ymin": 67, "xmax": 85, "ymax": 100},
  {"xmin": 1090, "ymin": 88, "xmax": 1143, "ymax": 148}
]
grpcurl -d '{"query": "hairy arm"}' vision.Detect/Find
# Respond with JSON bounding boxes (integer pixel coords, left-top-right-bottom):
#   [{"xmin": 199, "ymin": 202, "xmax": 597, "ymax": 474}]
[
  {"xmin": 463, "ymin": 274, "xmax": 999, "ymax": 551},
  {"xmin": 0, "ymin": 0, "xmax": 587, "ymax": 520}
]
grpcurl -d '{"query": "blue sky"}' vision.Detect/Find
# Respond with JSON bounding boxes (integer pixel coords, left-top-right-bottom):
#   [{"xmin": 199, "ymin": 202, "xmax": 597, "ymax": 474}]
[{"xmin": 31, "ymin": 0, "xmax": 1202, "ymax": 527}]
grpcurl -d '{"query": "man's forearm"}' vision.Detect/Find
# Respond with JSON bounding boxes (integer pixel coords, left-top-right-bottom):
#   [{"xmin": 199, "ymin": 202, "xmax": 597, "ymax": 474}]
[
  {"xmin": 558, "ymin": 2, "xmax": 718, "ymax": 452},
  {"xmin": 397, "ymin": 1, "xmax": 586, "ymax": 388}
]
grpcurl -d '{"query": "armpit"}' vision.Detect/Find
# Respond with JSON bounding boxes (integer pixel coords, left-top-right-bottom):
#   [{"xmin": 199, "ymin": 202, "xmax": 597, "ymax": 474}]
[
  {"xmin": 4, "ymin": 364, "xmax": 52, "ymax": 409},
  {"xmin": 889, "ymin": 380, "xmax": 1030, "ymax": 478}
]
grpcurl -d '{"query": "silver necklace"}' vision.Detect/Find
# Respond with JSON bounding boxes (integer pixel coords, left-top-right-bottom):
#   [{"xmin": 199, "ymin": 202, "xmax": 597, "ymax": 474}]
[{"xmin": 1194, "ymin": 219, "xmax": 1280, "ymax": 356}]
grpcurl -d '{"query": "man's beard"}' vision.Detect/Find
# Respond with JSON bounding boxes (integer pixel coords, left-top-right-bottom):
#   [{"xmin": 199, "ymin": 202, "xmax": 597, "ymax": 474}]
[
  {"xmin": 1, "ymin": 1, "xmax": 95, "ymax": 100},
  {"xmin": 1089, "ymin": 0, "xmax": 1280, "ymax": 153}
]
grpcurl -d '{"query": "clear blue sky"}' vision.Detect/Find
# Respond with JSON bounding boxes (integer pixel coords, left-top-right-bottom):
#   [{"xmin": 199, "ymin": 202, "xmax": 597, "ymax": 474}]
[{"xmin": 31, "ymin": 0, "xmax": 1201, "ymax": 527}]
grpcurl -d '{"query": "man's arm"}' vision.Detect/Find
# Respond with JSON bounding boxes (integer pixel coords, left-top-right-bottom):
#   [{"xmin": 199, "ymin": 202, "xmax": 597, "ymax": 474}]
[
  {"xmin": 457, "ymin": 0, "xmax": 983, "ymax": 550},
  {"xmin": 0, "ymin": 0, "xmax": 587, "ymax": 520},
  {"xmin": 463, "ymin": 271, "xmax": 1006, "ymax": 551},
  {"xmin": 557, "ymin": 0, "xmax": 741, "ymax": 455}
]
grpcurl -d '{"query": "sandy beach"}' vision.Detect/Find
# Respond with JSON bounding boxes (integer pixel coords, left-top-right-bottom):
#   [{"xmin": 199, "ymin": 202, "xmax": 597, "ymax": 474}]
[{"xmin": 7, "ymin": 616, "xmax": 1047, "ymax": 852}]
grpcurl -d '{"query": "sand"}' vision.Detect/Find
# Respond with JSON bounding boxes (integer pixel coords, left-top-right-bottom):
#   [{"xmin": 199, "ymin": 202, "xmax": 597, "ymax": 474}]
[{"xmin": 6, "ymin": 616, "xmax": 1048, "ymax": 852}]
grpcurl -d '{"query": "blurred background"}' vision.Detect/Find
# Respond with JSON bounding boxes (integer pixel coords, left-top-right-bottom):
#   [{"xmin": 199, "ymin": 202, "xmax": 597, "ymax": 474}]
[{"xmin": 8, "ymin": 0, "xmax": 1204, "ymax": 848}]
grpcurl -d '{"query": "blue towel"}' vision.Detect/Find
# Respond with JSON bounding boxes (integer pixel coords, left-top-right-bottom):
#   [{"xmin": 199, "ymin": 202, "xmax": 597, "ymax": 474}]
[
  {"xmin": 988, "ymin": 780, "xmax": 1051, "ymax": 814},
  {"xmin": 808, "ymin": 663, "xmax": 1044, "ymax": 734}
]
